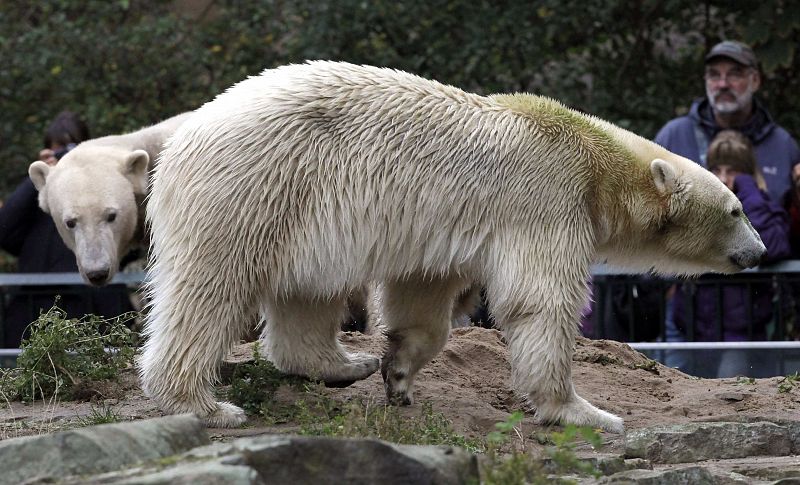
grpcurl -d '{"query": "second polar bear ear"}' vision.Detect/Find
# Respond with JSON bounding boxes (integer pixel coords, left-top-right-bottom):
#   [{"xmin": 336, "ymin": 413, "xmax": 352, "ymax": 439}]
[
  {"xmin": 650, "ymin": 158, "xmax": 678, "ymax": 196},
  {"xmin": 29, "ymin": 161, "xmax": 51, "ymax": 212},
  {"xmin": 29, "ymin": 160, "xmax": 51, "ymax": 192},
  {"xmin": 124, "ymin": 149, "xmax": 150, "ymax": 195}
]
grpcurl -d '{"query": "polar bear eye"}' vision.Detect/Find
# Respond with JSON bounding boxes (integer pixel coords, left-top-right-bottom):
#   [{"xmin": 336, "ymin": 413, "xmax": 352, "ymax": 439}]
[
  {"xmin": 65, "ymin": 218, "xmax": 76, "ymax": 229},
  {"xmin": 106, "ymin": 212, "xmax": 117, "ymax": 223},
  {"xmin": 731, "ymin": 209, "xmax": 742, "ymax": 218}
]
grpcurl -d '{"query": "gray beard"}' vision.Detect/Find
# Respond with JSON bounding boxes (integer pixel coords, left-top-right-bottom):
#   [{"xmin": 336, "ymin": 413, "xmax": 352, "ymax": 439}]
[{"xmin": 707, "ymin": 84, "xmax": 754, "ymax": 115}]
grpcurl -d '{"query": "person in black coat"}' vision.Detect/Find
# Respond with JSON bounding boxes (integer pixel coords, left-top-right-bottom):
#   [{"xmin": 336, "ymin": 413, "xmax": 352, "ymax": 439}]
[{"xmin": 0, "ymin": 112, "xmax": 134, "ymax": 347}]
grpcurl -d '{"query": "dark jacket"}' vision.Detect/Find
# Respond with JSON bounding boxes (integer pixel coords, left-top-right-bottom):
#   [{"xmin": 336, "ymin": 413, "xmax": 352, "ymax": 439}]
[
  {"xmin": 0, "ymin": 176, "xmax": 134, "ymax": 347},
  {"xmin": 655, "ymin": 97, "xmax": 800, "ymax": 204},
  {"xmin": 674, "ymin": 174, "xmax": 790, "ymax": 341}
]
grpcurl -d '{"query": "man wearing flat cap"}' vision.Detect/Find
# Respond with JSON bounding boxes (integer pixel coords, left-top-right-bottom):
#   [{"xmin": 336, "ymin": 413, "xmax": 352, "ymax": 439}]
[{"xmin": 655, "ymin": 40, "xmax": 800, "ymax": 204}]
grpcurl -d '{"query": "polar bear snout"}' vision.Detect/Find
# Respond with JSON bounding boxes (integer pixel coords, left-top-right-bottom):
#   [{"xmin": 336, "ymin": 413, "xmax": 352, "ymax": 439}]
[
  {"xmin": 79, "ymin": 260, "xmax": 115, "ymax": 286},
  {"xmin": 729, "ymin": 246, "xmax": 767, "ymax": 270},
  {"xmin": 721, "ymin": 213, "xmax": 767, "ymax": 272},
  {"xmin": 75, "ymin": 234, "xmax": 117, "ymax": 286},
  {"xmin": 85, "ymin": 268, "xmax": 111, "ymax": 286}
]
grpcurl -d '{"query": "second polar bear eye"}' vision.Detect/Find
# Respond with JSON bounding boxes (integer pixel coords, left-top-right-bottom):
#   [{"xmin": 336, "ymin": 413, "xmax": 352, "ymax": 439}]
[
  {"xmin": 65, "ymin": 218, "xmax": 76, "ymax": 229},
  {"xmin": 731, "ymin": 209, "xmax": 742, "ymax": 218},
  {"xmin": 106, "ymin": 212, "xmax": 117, "ymax": 223}
]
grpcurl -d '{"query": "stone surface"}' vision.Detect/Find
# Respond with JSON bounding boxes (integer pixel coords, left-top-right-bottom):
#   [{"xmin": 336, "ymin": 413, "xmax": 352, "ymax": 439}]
[
  {"xmin": 111, "ymin": 461, "xmax": 261, "ymax": 485},
  {"xmin": 229, "ymin": 435, "xmax": 478, "ymax": 485},
  {"xmin": 0, "ymin": 414, "xmax": 208, "ymax": 485},
  {"xmin": 625, "ymin": 422, "xmax": 793, "ymax": 464},
  {"xmin": 4, "ymin": 413, "xmax": 800, "ymax": 484},
  {"xmin": 61, "ymin": 432, "xmax": 477, "ymax": 485},
  {"xmin": 600, "ymin": 466, "xmax": 725, "ymax": 484},
  {"xmin": 542, "ymin": 453, "xmax": 653, "ymax": 476}
]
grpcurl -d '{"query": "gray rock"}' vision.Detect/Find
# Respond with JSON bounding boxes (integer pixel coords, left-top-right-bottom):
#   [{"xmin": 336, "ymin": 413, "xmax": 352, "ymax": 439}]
[
  {"xmin": 786, "ymin": 421, "xmax": 800, "ymax": 454},
  {"xmin": 600, "ymin": 466, "xmax": 718, "ymax": 484},
  {"xmin": 542, "ymin": 453, "xmax": 652, "ymax": 477},
  {"xmin": 77, "ymin": 434, "xmax": 477, "ymax": 485},
  {"xmin": 223, "ymin": 435, "xmax": 478, "ymax": 484},
  {"xmin": 625, "ymin": 422, "xmax": 793, "ymax": 464},
  {"xmin": 0, "ymin": 414, "xmax": 208, "ymax": 485},
  {"xmin": 111, "ymin": 461, "xmax": 261, "ymax": 485}
]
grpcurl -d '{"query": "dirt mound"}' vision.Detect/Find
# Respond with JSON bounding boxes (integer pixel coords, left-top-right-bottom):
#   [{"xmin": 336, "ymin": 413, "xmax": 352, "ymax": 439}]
[{"xmin": 3, "ymin": 326, "xmax": 799, "ymax": 450}]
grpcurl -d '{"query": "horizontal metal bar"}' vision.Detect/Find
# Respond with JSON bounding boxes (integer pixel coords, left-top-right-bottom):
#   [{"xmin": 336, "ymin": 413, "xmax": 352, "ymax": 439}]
[
  {"xmin": 590, "ymin": 260, "xmax": 800, "ymax": 276},
  {"xmin": 0, "ymin": 272, "xmax": 147, "ymax": 286},
  {"xmin": 1, "ymin": 341, "xmax": 798, "ymax": 357},
  {"xmin": 4, "ymin": 260, "xmax": 800, "ymax": 287},
  {"xmin": 629, "ymin": 341, "xmax": 800, "ymax": 350}
]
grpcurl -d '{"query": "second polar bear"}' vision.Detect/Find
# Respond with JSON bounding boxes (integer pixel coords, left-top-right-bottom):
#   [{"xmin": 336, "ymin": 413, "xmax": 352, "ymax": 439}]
[
  {"xmin": 29, "ymin": 113, "xmax": 191, "ymax": 286},
  {"xmin": 141, "ymin": 61, "xmax": 765, "ymax": 430}
]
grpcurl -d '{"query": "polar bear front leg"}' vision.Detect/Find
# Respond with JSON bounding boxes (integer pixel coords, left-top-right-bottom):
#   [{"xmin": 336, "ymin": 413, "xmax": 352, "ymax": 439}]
[
  {"xmin": 139, "ymin": 280, "xmax": 255, "ymax": 428},
  {"xmin": 260, "ymin": 294, "xmax": 380, "ymax": 385},
  {"xmin": 378, "ymin": 276, "xmax": 468, "ymax": 405},
  {"xmin": 496, "ymin": 297, "xmax": 624, "ymax": 434}
]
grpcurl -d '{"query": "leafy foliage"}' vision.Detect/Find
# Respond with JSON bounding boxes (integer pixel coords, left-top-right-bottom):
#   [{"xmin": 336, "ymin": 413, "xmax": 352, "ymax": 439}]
[
  {"xmin": 2, "ymin": 0, "xmax": 799, "ymax": 201},
  {"xmin": 777, "ymin": 371, "xmax": 799, "ymax": 393},
  {"xmin": 77, "ymin": 404, "xmax": 123, "ymax": 426},
  {"xmin": 227, "ymin": 345, "xmax": 295, "ymax": 414},
  {"xmin": 0, "ymin": 305, "xmax": 138, "ymax": 402},
  {"xmin": 482, "ymin": 412, "xmax": 604, "ymax": 484},
  {"xmin": 547, "ymin": 425, "xmax": 604, "ymax": 478}
]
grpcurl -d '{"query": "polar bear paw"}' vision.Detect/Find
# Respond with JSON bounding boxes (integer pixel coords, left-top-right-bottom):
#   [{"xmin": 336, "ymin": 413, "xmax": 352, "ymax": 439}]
[
  {"xmin": 381, "ymin": 362, "xmax": 414, "ymax": 406},
  {"xmin": 534, "ymin": 395, "xmax": 624, "ymax": 433},
  {"xmin": 205, "ymin": 401, "xmax": 247, "ymax": 428},
  {"xmin": 322, "ymin": 352, "xmax": 380, "ymax": 388},
  {"xmin": 384, "ymin": 382, "xmax": 414, "ymax": 406}
]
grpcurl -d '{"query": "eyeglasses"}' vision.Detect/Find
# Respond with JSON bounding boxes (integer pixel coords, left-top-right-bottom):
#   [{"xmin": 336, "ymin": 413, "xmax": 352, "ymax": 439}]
[{"xmin": 704, "ymin": 68, "xmax": 753, "ymax": 84}]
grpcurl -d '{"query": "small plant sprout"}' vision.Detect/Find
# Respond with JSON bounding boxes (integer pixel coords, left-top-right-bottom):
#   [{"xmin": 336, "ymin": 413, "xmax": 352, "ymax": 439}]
[{"xmin": 777, "ymin": 371, "xmax": 799, "ymax": 393}]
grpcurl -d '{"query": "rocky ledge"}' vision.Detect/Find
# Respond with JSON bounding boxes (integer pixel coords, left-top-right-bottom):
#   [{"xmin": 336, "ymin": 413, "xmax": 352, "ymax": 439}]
[{"xmin": 2, "ymin": 415, "xmax": 799, "ymax": 484}]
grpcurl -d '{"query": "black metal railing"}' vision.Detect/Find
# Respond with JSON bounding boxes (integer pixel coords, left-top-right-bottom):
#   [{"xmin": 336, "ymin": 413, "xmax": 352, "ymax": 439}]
[
  {"xmin": 589, "ymin": 261, "xmax": 800, "ymax": 343},
  {"xmin": 2, "ymin": 266, "xmax": 800, "ymax": 377}
]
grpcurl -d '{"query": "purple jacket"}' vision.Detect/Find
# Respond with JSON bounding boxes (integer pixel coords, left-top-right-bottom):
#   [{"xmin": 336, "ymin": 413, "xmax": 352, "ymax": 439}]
[
  {"xmin": 674, "ymin": 174, "xmax": 790, "ymax": 341},
  {"xmin": 655, "ymin": 97, "xmax": 800, "ymax": 204}
]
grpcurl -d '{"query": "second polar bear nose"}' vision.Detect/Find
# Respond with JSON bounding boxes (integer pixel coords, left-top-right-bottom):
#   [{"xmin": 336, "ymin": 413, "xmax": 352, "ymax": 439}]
[{"xmin": 86, "ymin": 269, "xmax": 110, "ymax": 286}]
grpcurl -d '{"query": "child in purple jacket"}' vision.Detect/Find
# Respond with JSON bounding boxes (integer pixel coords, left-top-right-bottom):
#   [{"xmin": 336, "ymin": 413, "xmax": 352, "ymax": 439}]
[{"xmin": 674, "ymin": 130, "xmax": 790, "ymax": 377}]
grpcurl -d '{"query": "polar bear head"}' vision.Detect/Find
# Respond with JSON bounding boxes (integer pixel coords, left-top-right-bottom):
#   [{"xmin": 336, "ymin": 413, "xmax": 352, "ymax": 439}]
[
  {"xmin": 599, "ymin": 150, "xmax": 767, "ymax": 276},
  {"xmin": 29, "ymin": 145, "xmax": 148, "ymax": 286},
  {"xmin": 648, "ymin": 157, "xmax": 765, "ymax": 273}
]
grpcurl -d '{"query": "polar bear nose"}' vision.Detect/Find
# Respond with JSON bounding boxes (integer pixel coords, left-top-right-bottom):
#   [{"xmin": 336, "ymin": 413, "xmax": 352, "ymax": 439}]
[
  {"xmin": 86, "ymin": 269, "xmax": 110, "ymax": 286},
  {"xmin": 729, "ymin": 247, "xmax": 767, "ymax": 270}
]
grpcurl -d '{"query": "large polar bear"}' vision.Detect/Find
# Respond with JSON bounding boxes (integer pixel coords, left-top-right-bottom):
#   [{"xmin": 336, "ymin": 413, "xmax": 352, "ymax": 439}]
[
  {"xmin": 141, "ymin": 61, "xmax": 765, "ymax": 431},
  {"xmin": 29, "ymin": 113, "xmax": 191, "ymax": 286}
]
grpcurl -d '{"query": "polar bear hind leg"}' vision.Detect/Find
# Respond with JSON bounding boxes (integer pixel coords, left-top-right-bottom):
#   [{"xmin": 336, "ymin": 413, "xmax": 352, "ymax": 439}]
[
  {"xmin": 379, "ymin": 276, "xmax": 470, "ymax": 405},
  {"xmin": 260, "ymin": 293, "xmax": 380, "ymax": 386}
]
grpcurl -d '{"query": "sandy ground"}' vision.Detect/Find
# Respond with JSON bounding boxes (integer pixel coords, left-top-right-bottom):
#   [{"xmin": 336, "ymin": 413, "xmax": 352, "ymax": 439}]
[{"xmin": 2, "ymin": 327, "xmax": 799, "ymax": 456}]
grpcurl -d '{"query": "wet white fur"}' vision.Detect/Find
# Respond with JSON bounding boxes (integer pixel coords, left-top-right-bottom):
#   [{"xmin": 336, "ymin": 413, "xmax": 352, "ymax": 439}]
[
  {"xmin": 141, "ymin": 61, "xmax": 765, "ymax": 430},
  {"xmin": 29, "ymin": 113, "xmax": 191, "ymax": 285}
]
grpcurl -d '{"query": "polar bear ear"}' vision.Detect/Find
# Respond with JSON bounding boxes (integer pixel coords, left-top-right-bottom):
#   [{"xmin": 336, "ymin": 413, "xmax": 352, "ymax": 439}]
[
  {"xmin": 124, "ymin": 149, "xmax": 150, "ymax": 195},
  {"xmin": 650, "ymin": 158, "xmax": 678, "ymax": 195},
  {"xmin": 29, "ymin": 160, "xmax": 51, "ymax": 192}
]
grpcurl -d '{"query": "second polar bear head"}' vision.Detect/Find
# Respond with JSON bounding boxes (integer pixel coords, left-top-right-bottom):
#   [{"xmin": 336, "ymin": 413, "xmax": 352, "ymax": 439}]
[{"xmin": 29, "ymin": 145, "xmax": 148, "ymax": 286}]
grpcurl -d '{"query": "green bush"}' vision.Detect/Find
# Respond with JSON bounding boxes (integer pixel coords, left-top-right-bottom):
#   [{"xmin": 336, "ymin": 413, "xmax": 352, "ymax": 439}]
[
  {"xmin": 2, "ymin": 0, "xmax": 799, "ymax": 201},
  {"xmin": 227, "ymin": 345, "xmax": 292, "ymax": 414},
  {"xmin": 0, "ymin": 305, "xmax": 138, "ymax": 402}
]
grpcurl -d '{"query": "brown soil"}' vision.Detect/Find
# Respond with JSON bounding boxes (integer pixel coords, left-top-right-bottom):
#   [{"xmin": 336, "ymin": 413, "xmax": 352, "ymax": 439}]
[{"xmin": 2, "ymin": 327, "xmax": 799, "ymax": 455}]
